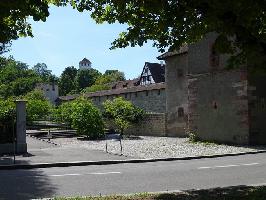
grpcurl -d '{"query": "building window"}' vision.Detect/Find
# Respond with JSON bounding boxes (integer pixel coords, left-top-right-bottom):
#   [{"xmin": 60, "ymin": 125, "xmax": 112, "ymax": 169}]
[
  {"xmin": 213, "ymin": 101, "xmax": 218, "ymax": 109},
  {"xmin": 135, "ymin": 92, "xmax": 138, "ymax": 98},
  {"xmin": 178, "ymin": 107, "xmax": 184, "ymax": 117},
  {"xmin": 177, "ymin": 69, "xmax": 183, "ymax": 77},
  {"xmin": 157, "ymin": 90, "xmax": 161, "ymax": 95},
  {"xmin": 125, "ymin": 93, "xmax": 128, "ymax": 98},
  {"xmin": 262, "ymin": 98, "xmax": 265, "ymax": 110},
  {"xmin": 143, "ymin": 77, "xmax": 146, "ymax": 82},
  {"xmin": 46, "ymin": 88, "xmax": 49, "ymax": 91},
  {"xmin": 146, "ymin": 91, "xmax": 149, "ymax": 96},
  {"xmin": 144, "ymin": 68, "xmax": 148, "ymax": 73},
  {"xmin": 210, "ymin": 44, "xmax": 220, "ymax": 68}
]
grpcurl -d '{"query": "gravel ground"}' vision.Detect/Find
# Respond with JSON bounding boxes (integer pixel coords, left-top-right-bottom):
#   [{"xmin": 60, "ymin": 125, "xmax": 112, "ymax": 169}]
[{"xmin": 50, "ymin": 136, "xmax": 266, "ymax": 159}]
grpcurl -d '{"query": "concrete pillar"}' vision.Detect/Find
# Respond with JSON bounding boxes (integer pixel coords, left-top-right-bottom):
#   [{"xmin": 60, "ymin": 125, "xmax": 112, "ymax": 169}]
[{"xmin": 15, "ymin": 100, "xmax": 27, "ymax": 153}]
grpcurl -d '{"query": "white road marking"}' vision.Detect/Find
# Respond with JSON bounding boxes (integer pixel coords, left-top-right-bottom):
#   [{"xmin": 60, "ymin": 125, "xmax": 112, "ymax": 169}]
[
  {"xmin": 90, "ymin": 172, "xmax": 121, "ymax": 175},
  {"xmin": 198, "ymin": 163, "xmax": 259, "ymax": 170},
  {"xmin": 242, "ymin": 163, "xmax": 259, "ymax": 166},
  {"xmin": 215, "ymin": 164, "xmax": 239, "ymax": 168},
  {"xmin": 50, "ymin": 173, "xmax": 81, "ymax": 177},
  {"xmin": 49, "ymin": 171, "xmax": 121, "ymax": 177},
  {"xmin": 198, "ymin": 166, "xmax": 212, "ymax": 169}
]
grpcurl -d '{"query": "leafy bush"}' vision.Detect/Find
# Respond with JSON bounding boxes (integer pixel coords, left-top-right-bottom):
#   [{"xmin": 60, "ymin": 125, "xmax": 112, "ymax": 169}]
[
  {"xmin": 82, "ymin": 84, "xmax": 110, "ymax": 93},
  {"xmin": 71, "ymin": 98, "xmax": 104, "ymax": 139},
  {"xmin": 0, "ymin": 98, "xmax": 16, "ymax": 144},
  {"xmin": 0, "ymin": 98, "xmax": 16, "ymax": 122},
  {"xmin": 24, "ymin": 90, "xmax": 53, "ymax": 122},
  {"xmin": 188, "ymin": 131, "xmax": 200, "ymax": 143},
  {"xmin": 54, "ymin": 98, "xmax": 104, "ymax": 139},
  {"xmin": 103, "ymin": 97, "xmax": 145, "ymax": 136},
  {"xmin": 52, "ymin": 101, "xmax": 73, "ymax": 125}
]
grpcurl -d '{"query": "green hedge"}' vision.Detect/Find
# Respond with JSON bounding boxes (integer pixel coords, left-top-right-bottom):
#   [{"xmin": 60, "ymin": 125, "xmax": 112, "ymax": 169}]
[{"xmin": 0, "ymin": 99, "xmax": 15, "ymax": 144}]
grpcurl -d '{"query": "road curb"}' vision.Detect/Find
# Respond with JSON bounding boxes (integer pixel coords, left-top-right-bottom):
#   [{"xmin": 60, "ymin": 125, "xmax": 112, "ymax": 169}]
[{"xmin": 1, "ymin": 149, "xmax": 266, "ymax": 170}]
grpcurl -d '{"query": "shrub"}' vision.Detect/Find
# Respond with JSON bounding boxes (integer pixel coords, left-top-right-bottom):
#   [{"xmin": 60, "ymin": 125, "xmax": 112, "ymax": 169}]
[
  {"xmin": 70, "ymin": 98, "xmax": 104, "ymax": 139},
  {"xmin": 0, "ymin": 98, "xmax": 16, "ymax": 144},
  {"xmin": 103, "ymin": 97, "xmax": 145, "ymax": 136},
  {"xmin": 53, "ymin": 101, "xmax": 74, "ymax": 125},
  {"xmin": 82, "ymin": 84, "xmax": 110, "ymax": 93},
  {"xmin": 24, "ymin": 90, "xmax": 53, "ymax": 122},
  {"xmin": 0, "ymin": 98, "xmax": 16, "ymax": 122},
  {"xmin": 188, "ymin": 131, "xmax": 200, "ymax": 143}
]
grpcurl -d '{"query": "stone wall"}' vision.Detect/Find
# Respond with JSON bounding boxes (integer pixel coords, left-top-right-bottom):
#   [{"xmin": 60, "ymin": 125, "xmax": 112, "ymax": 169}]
[
  {"xmin": 188, "ymin": 70, "xmax": 250, "ymax": 144},
  {"xmin": 120, "ymin": 113, "xmax": 165, "ymax": 136},
  {"xmin": 165, "ymin": 54, "xmax": 188, "ymax": 137},
  {"xmin": 87, "ymin": 85, "xmax": 166, "ymax": 113},
  {"xmin": 36, "ymin": 83, "xmax": 59, "ymax": 105},
  {"xmin": 249, "ymin": 74, "xmax": 266, "ymax": 144},
  {"xmin": 188, "ymin": 32, "xmax": 230, "ymax": 74}
]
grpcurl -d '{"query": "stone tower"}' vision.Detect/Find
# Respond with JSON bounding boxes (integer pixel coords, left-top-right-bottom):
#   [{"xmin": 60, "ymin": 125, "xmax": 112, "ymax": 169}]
[{"xmin": 79, "ymin": 58, "xmax": 92, "ymax": 70}]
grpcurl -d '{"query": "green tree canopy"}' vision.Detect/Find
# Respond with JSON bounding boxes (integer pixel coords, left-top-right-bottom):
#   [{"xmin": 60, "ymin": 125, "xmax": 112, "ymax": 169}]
[
  {"xmin": 58, "ymin": 66, "xmax": 78, "ymax": 96},
  {"xmin": 104, "ymin": 70, "xmax": 125, "ymax": 80},
  {"xmin": 24, "ymin": 89, "xmax": 53, "ymax": 122},
  {"xmin": 32, "ymin": 63, "xmax": 56, "ymax": 82},
  {"xmin": 0, "ymin": 56, "xmax": 42, "ymax": 98},
  {"xmin": 0, "ymin": 0, "xmax": 53, "ymax": 53},
  {"xmin": 75, "ymin": 0, "xmax": 266, "ymax": 71},
  {"xmin": 82, "ymin": 69, "xmax": 125, "ymax": 93},
  {"xmin": 75, "ymin": 68, "xmax": 101, "ymax": 92},
  {"xmin": 2, "ymin": 1, "xmax": 265, "ymax": 70}
]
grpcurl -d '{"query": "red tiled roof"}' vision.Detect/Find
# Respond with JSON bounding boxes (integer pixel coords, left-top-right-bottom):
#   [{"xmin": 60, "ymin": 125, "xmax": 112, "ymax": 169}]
[
  {"xmin": 109, "ymin": 78, "xmax": 139, "ymax": 89},
  {"xmin": 59, "ymin": 82, "xmax": 165, "ymax": 101},
  {"xmin": 58, "ymin": 94, "xmax": 80, "ymax": 101},
  {"xmin": 84, "ymin": 82, "xmax": 165, "ymax": 98},
  {"xmin": 157, "ymin": 45, "xmax": 188, "ymax": 60}
]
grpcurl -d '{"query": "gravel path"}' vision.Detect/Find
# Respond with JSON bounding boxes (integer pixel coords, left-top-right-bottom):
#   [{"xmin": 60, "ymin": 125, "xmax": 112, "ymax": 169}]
[{"xmin": 50, "ymin": 136, "xmax": 266, "ymax": 159}]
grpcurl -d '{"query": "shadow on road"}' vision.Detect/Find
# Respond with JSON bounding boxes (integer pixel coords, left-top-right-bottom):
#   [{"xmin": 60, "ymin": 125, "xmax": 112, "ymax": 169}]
[
  {"xmin": 154, "ymin": 185, "xmax": 266, "ymax": 200},
  {"xmin": 0, "ymin": 162, "xmax": 57, "ymax": 200}
]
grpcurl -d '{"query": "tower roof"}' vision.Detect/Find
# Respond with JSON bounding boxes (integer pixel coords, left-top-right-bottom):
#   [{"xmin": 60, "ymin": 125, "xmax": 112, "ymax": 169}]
[{"xmin": 79, "ymin": 58, "xmax": 91, "ymax": 64}]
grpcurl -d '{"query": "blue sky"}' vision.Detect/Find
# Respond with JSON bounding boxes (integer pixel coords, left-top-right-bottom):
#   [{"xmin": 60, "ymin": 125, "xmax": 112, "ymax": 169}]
[{"xmin": 5, "ymin": 6, "xmax": 163, "ymax": 79}]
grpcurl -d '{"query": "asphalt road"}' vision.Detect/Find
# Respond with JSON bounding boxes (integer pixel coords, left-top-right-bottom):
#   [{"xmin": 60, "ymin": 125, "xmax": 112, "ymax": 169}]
[{"xmin": 1, "ymin": 153, "xmax": 266, "ymax": 200}]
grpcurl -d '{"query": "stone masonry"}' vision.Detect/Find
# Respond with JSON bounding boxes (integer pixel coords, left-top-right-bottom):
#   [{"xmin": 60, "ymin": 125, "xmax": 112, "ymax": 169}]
[{"xmin": 158, "ymin": 32, "xmax": 266, "ymax": 145}]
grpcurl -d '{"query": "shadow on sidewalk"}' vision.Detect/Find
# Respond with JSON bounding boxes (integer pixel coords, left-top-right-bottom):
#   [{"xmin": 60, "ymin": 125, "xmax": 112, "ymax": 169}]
[{"xmin": 0, "ymin": 161, "xmax": 57, "ymax": 199}]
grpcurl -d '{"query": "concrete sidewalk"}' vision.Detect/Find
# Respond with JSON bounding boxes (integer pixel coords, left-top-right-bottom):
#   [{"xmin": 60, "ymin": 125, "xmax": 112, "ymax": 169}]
[
  {"xmin": 0, "ymin": 136, "xmax": 133, "ymax": 169},
  {"xmin": 1, "ymin": 136, "xmax": 266, "ymax": 170}
]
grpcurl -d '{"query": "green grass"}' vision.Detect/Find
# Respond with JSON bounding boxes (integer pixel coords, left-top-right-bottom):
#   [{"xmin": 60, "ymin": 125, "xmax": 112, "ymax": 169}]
[{"xmin": 53, "ymin": 186, "xmax": 266, "ymax": 200}]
